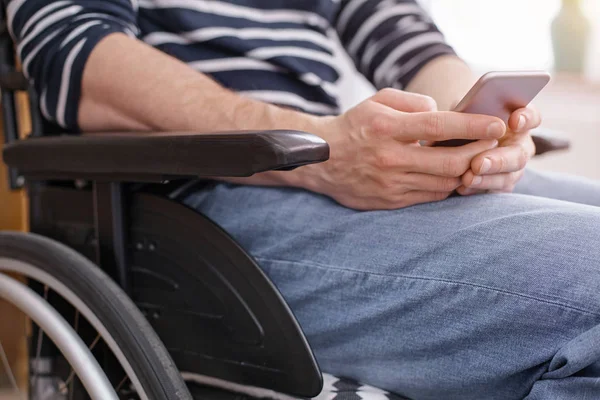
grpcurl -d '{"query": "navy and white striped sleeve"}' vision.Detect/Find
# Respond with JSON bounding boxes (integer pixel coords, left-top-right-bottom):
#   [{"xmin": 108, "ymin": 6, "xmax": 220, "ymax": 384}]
[
  {"xmin": 6, "ymin": 0, "xmax": 139, "ymax": 131},
  {"xmin": 336, "ymin": 0, "xmax": 456, "ymax": 90}
]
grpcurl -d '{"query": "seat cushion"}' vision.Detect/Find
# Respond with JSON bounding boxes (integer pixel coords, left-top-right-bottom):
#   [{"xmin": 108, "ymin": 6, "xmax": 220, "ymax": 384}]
[
  {"xmin": 182, "ymin": 372, "xmax": 407, "ymax": 400},
  {"xmin": 315, "ymin": 374, "xmax": 407, "ymax": 400}
]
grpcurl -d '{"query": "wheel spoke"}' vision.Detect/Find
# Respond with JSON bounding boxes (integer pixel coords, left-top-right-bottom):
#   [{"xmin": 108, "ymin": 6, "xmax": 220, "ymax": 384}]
[
  {"xmin": 115, "ymin": 375, "xmax": 129, "ymax": 393},
  {"xmin": 0, "ymin": 339, "xmax": 23, "ymax": 400},
  {"xmin": 31, "ymin": 285, "xmax": 49, "ymax": 391}
]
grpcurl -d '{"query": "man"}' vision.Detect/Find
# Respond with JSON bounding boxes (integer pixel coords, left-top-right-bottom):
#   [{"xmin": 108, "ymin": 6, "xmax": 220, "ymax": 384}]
[{"xmin": 7, "ymin": 0, "xmax": 600, "ymax": 398}]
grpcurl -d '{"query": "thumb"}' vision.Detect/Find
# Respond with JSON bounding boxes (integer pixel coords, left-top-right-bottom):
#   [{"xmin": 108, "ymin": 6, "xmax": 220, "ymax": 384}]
[{"xmin": 371, "ymin": 88, "xmax": 437, "ymax": 113}]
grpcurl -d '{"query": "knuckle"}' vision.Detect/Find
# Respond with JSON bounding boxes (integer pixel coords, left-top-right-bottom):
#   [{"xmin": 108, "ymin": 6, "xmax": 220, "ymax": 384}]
[
  {"xmin": 422, "ymin": 95, "xmax": 437, "ymax": 111},
  {"xmin": 433, "ymin": 191, "xmax": 451, "ymax": 202},
  {"xmin": 465, "ymin": 117, "xmax": 481, "ymax": 138},
  {"xmin": 516, "ymin": 145, "xmax": 530, "ymax": 170},
  {"xmin": 374, "ymin": 150, "xmax": 398, "ymax": 169},
  {"xmin": 411, "ymin": 93, "xmax": 437, "ymax": 111},
  {"xmin": 370, "ymin": 113, "xmax": 394, "ymax": 135},
  {"xmin": 437, "ymin": 177, "xmax": 460, "ymax": 192},
  {"xmin": 358, "ymin": 100, "xmax": 375, "ymax": 115},
  {"xmin": 389, "ymin": 195, "xmax": 409, "ymax": 209},
  {"xmin": 422, "ymin": 113, "xmax": 445, "ymax": 139},
  {"xmin": 464, "ymin": 117, "xmax": 489, "ymax": 139},
  {"xmin": 378, "ymin": 87, "xmax": 396, "ymax": 97},
  {"xmin": 461, "ymin": 173, "xmax": 472, "ymax": 187},
  {"xmin": 497, "ymin": 155, "xmax": 507, "ymax": 172},
  {"xmin": 441, "ymin": 155, "xmax": 466, "ymax": 177},
  {"xmin": 518, "ymin": 153, "xmax": 528, "ymax": 170},
  {"xmin": 378, "ymin": 177, "xmax": 396, "ymax": 191}
]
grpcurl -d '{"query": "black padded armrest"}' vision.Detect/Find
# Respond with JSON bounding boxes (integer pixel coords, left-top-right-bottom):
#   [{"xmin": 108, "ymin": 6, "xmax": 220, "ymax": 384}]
[
  {"xmin": 3, "ymin": 130, "xmax": 329, "ymax": 182},
  {"xmin": 531, "ymin": 129, "xmax": 571, "ymax": 156}
]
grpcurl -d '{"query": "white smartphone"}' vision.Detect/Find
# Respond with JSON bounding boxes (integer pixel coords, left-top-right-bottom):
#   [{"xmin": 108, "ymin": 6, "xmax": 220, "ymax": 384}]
[{"xmin": 434, "ymin": 71, "xmax": 551, "ymax": 147}]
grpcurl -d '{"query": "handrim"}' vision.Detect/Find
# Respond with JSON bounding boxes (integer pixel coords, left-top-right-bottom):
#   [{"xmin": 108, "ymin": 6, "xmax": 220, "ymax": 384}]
[{"xmin": 0, "ymin": 257, "xmax": 150, "ymax": 400}]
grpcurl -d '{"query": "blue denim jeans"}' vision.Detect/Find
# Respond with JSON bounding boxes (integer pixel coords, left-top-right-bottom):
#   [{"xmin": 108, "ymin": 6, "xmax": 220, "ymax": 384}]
[{"xmin": 183, "ymin": 168, "xmax": 600, "ymax": 400}]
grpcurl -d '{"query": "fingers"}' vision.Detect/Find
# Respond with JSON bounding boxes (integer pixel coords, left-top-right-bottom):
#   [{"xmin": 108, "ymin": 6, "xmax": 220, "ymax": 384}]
[
  {"xmin": 371, "ymin": 88, "xmax": 437, "ymax": 113},
  {"xmin": 403, "ymin": 173, "xmax": 462, "ymax": 192},
  {"xmin": 471, "ymin": 133, "xmax": 535, "ymax": 175},
  {"xmin": 458, "ymin": 132, "xmax": 533, "ymax": 196},
  {"xmin": 404, "ymin": 139, "xmax": 499, "ymax": 177},
  {"xmin": 397, "ymin": 111, "xmax": 506, "ymax": 142},
  {"xmin": 456, "ymin": 186, "xmax": 485, "ymax": 196},
  {"xmin": 462, "ymin": 169, "xmax": 524, "ymax": 191},
  {"xmin": 508, "ymin": 106, "xmax": 542, "ymax": 133}
]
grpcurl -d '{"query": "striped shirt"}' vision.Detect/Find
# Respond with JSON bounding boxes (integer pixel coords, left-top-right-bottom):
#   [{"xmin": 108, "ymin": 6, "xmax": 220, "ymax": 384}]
[{"xmin": 6, "ymin": 0, "xmax": 455, "ymax": 131}]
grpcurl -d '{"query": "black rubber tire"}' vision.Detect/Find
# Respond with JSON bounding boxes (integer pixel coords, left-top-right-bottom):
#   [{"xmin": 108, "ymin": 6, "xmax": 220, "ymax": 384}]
[{"xmin": 0, "ymin": 231, "xmax": 192, "ymax": 400}]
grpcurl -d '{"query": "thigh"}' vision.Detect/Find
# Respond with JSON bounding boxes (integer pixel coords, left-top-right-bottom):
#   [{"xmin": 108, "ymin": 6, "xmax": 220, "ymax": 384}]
[
  {"xmin": 183, "ymin": 183, "xmax": 600, "ymax": 400},
  {"xmin": 515, "ymin": 168, "xmax": 600, "ymax": 207}
]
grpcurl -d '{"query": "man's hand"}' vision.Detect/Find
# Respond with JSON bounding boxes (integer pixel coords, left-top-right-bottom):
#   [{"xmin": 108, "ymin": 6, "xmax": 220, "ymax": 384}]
[
  {"xmin": 457, "ymin": 106, "xmax": 541, "ymax": 195},
  {"xmin": 294, "ymin": 89, "xmax": 506, "ymax": 210}
]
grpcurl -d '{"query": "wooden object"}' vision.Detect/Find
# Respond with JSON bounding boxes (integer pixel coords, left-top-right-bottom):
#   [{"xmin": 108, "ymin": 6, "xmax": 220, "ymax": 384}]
[{"xmin": 0, "ymin": 90, "xmax": 31, "ymax": 396}]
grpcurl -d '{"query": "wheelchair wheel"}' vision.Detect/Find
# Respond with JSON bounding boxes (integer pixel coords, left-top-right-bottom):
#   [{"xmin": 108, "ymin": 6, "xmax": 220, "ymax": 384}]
[
  {"xmin": 0, "ymin": 231, "xmax": 191, "ymax": 400},
  {"xmin": 0, "ymin": 272, "xmax": 117, "ymax": 399}
]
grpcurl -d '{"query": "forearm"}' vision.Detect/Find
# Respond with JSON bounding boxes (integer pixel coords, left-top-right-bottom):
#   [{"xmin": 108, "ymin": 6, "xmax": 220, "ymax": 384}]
[
  {"xmin": 79, "ymin": 33, "xmax": 318, "ymax": 134},
  {"xmin": 79, "ymin": 33, "xmax": 324, "ymax": 187},
  {"xmin": 405, "ymin": 55, "xmax": 477, "ymax": 111}
]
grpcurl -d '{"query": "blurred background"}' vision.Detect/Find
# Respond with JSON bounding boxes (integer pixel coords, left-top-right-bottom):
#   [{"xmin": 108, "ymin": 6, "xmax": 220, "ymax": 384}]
[{"xmin": 339, "ymin": 0, "xmax": 600, "ymax": 180}]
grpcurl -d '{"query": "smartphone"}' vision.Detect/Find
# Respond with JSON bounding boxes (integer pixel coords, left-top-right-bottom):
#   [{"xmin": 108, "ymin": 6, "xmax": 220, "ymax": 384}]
[{"xmin": 434, "ymin": 71, "xmax": 551, "ymax": 147}]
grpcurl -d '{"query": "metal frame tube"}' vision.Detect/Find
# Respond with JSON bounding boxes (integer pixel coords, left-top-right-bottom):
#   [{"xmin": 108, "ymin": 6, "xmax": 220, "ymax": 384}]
[
  {"xmin": 0, "ymin": 273, "xmax": 118, "ymax": 400},
  {"xmin": 0, "ymin": 257, "xmax": 149, "ymax": 400}
]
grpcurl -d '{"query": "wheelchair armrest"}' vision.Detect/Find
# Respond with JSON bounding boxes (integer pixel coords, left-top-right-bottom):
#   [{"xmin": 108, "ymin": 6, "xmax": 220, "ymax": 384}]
[
  {"xmin": 531, "ymin": 129, "xmax": 571, "ymax": 156},
  {"xmin": 3, "ymin": 130, "xmax": 329, "ymax": 182}
]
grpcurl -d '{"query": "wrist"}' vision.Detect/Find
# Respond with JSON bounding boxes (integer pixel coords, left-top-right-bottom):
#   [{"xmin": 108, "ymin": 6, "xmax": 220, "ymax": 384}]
[
  {"xmin": 406, "ymin": 55, "xmax": 476, "ymax": 112},
  {"xmin": 224, "ymin": 96, "xmax": 337, "ymax": 191},
  {"xmin": 278, "ymin": 114, "xmax": 338, "ymax": 191}
]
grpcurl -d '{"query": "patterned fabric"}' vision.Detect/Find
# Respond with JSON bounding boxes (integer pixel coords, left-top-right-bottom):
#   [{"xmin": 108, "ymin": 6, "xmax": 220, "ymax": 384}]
[
  {"xmin": 6, "ymin": 0, "xmax": 455, "ymax": 131},
  {"xmin": 182, "ymin": 372, "xmax": 408, "ymax": 400},
  {"xmin": 314, "ymin": 374, "xmax": 409, "ymax": 400}
]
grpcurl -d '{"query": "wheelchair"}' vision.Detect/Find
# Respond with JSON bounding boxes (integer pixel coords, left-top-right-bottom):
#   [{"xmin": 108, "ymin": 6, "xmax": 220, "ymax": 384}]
[
  {"xmin": 0, "ymin": 7, "xmax": 571, "ymax": 399},
  {"xmin": 0, "ymin": 13, "xmax": 329, "ymax": 400}
]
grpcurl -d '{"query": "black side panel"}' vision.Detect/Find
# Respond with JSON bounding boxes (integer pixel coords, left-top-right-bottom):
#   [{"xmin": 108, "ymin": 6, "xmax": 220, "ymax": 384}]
[
  {"xmin": 129, "ymin": 194, "xmax": 322, "ymax": 397},
  {"xmin": 28, "ymin": 185, "xmax": 97, "ymax": 261},
  {"xmin": 29, "ymin": 186, "xmax": 323, "ymax": 397}
]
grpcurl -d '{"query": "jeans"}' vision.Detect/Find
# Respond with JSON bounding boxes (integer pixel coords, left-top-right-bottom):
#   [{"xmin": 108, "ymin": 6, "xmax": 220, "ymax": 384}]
[{"xmin": 183, "ymin": 168, "xmax": 600, "ymax": 400}]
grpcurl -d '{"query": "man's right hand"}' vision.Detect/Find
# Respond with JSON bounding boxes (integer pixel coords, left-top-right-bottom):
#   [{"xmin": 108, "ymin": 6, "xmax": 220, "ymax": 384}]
[{"xmin": 297, "ymin": 89, "xmax": 506, "ymax": 210}]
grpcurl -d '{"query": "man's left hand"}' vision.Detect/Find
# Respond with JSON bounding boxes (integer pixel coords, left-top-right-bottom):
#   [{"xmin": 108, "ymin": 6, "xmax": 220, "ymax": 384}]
[{"xmin": 457, "ymin": 106, "xmax": 541, "ymax": 195}]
